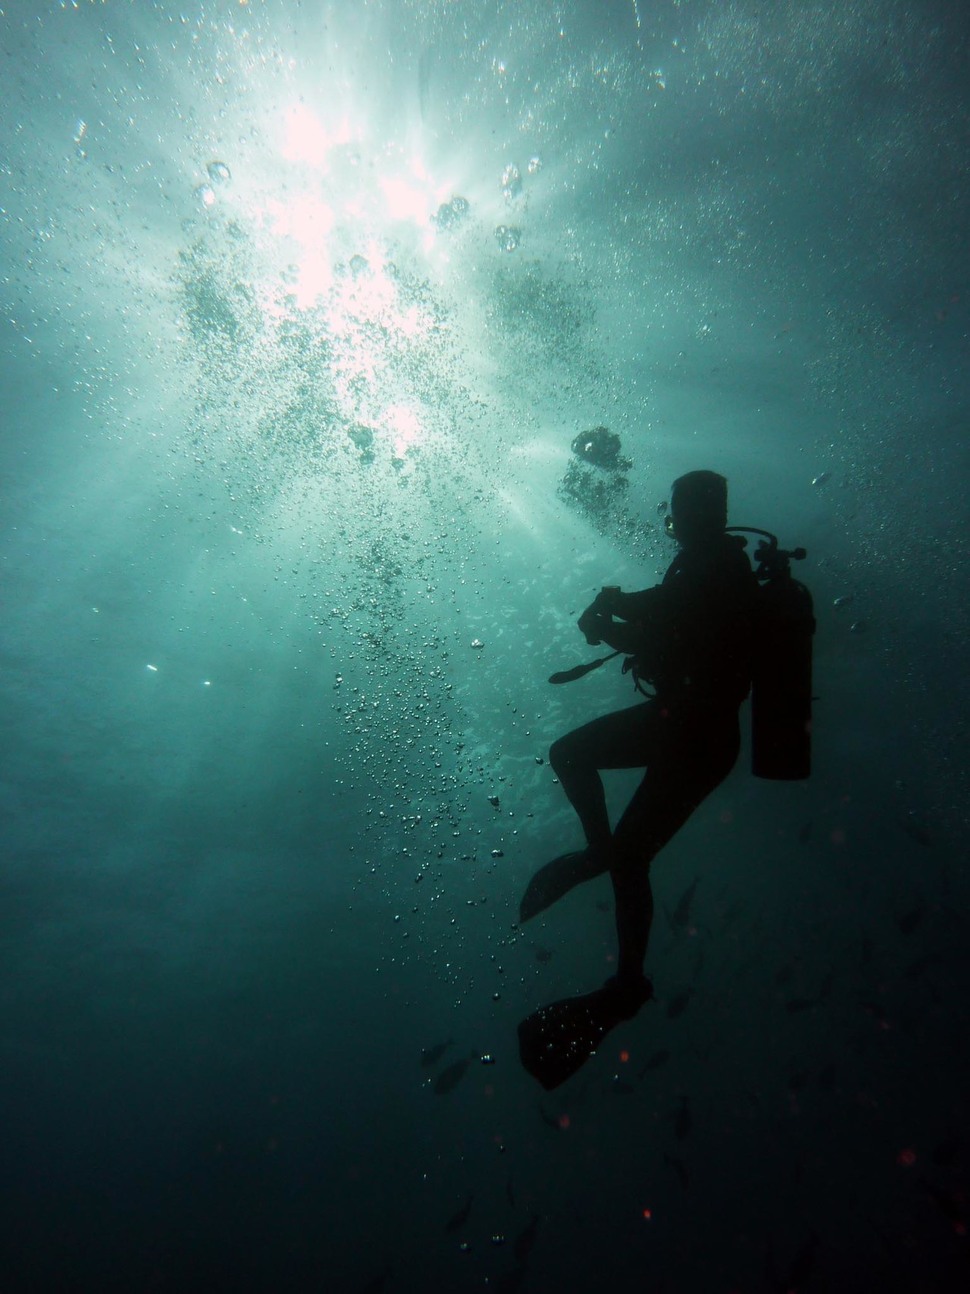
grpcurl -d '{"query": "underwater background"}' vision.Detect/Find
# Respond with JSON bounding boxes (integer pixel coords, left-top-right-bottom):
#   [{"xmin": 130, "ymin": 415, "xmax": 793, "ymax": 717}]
[{"xmin": 1, "ymin": 1, "xmax": 968, "ymax": 1290}]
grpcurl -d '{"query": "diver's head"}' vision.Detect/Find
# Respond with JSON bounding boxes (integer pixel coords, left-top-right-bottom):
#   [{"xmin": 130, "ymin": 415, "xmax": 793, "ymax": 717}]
[{"xmin": 667, "ymin": 470, "xmax": 728, "ymax": 547}]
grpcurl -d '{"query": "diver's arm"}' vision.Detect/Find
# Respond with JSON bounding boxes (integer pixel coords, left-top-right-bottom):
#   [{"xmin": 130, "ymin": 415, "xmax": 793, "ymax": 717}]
[
  {"xmin": 577, "ymin": 587, "xmax": 664, "ymax": 651},
  {"xmin": 581, "ymin": 616, "xmax": 641, "ymax": 653}
]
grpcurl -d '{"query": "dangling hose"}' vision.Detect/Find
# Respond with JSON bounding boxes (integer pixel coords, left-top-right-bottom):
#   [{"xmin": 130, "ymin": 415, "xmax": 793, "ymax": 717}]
[{"xmin": 548, "ymin": 651, "xmax": 621, "ymax": 685}]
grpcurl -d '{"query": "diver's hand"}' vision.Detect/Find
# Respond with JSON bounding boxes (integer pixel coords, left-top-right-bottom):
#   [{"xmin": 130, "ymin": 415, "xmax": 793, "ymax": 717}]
[
  {"xmin": 577, "ymin": 587, "xmax": 620, "ymax": 645},
  {"xmin": 582, "ymin": 608, "xmax": 605, "ymax": 644}
]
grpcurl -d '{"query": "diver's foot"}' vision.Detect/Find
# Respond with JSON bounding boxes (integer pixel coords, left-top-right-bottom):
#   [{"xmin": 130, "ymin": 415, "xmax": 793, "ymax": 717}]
[
  {"xmin": 519, "ymin": 848, "xmax": 609, "ymax": 924},
  {"xmin": 601, "ymin": 972, "xmax": 653, "ymax": 1019}
]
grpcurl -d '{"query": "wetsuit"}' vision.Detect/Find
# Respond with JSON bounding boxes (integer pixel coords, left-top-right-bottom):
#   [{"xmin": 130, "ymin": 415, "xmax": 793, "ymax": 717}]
[{"xmin": 549, "ymin": 533, "xmax": 757, "ymax": 981}]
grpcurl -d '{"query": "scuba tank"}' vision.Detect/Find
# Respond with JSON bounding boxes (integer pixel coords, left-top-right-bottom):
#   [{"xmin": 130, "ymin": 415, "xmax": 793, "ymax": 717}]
[{"xmin": 727, "ymin": 527, "xmax": 815, "ymax": 780}]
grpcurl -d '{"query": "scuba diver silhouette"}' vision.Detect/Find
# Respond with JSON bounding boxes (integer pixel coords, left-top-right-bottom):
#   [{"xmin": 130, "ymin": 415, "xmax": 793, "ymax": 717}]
[{"xmin": 518, "ymin": 470, "xmax": 814, "ymax": 1087}]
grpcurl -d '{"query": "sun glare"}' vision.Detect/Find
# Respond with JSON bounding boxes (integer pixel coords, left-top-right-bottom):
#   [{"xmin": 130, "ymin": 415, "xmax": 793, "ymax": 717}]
[
  {"xmin": 250, "ymin": 104, "xmax": 451, "ymax": 307},
  {"xmin": 281, "ymin": 103, "xmax": 355, "ymax": 167},
  {"xmin": 258, "ymin": 195, "xmax": 337, "ymax": 304},
  {"xmin": 383, "ymin": 403, "xmax": 424, "ymax": 457},
  {"xmin": 380, "ymin": 174, "xmax": 430, "ymax": 225}
]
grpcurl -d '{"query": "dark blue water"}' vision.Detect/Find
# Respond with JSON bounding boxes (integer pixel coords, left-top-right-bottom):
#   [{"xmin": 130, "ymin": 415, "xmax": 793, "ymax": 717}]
[{"xmin": 2, "ymin": 2, "xmax": 968, "ymax": 1290}]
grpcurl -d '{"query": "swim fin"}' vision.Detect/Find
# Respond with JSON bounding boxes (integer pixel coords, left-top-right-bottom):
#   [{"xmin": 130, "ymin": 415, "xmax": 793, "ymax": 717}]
[
  {"xmin": 517, "ymin": 977, "xmax": 652, "ymax": 1090},
  {"xmin": 519, "ymin": 850, "xmax": 608, "ymax": 924}
]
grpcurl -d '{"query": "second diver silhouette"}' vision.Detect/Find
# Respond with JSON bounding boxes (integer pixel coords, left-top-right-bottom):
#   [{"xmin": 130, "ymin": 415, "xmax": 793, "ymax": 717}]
[{"xmin": 519, "ymin": 471, "xmax": 764, "ymax": 1089}]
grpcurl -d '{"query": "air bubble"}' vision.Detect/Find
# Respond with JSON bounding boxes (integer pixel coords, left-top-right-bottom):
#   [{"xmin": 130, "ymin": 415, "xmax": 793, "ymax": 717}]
[
  {"xmin": 501, "ymin": 164, "xmax": 522, "ymax": 200},
  {"xmin": 433, "ymin": 196, "xmax": 470, "ymax": 230},
  {"xmin": 495, "ymin": 225, "xmax": 521, "ymax": 252}
]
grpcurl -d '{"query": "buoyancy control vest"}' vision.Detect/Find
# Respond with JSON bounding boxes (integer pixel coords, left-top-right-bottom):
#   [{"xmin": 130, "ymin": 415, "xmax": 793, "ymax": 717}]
[{"xmin": 549, "ymin": 526, "xmax": 815, "ymax": 781}]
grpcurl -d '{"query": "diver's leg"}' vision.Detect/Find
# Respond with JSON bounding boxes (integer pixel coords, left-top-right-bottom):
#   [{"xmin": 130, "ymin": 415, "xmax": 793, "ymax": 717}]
[
  {"xmin": 520, "ymin": 704, "xmax": 655, "ymax": 923},
  {"xmin": 609, "ymin": 711, "xmax": 741, "ymax": 983},
  {"xmin": 611, "ymin": 870, "xmax": 655, "ymax": 983},
  {"xmin": 548, "ymin": 702, "xmax": 654, "ymax": 853}
]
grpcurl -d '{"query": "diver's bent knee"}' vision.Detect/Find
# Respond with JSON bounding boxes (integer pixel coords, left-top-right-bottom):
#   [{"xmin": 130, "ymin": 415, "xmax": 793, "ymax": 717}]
[{"xmin": 549, "ymin": 735, "xmax": 575, "ymax": 774}]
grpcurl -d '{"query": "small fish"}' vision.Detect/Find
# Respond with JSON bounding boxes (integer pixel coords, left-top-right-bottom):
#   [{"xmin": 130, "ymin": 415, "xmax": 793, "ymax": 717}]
[
  {"xmin": 506, "ymin": 1174, "xmax": 516, "ymax": 1207},
  {"xmin": 670, "ymin": 877, "xmax": 699, "ymax": 930},
  {"xmin": 638, "ymin": 1049, "xmax": 670, "ymax": 1078},
  {"xmin": 899, "ymin": 812, "xmax": 932, "ymax": 846},
  {"xmin": 786, "ymin": 997, "xmax": 816, "ymax": 1014},
  {"xmin": 931, "ymin": 1136, "xmax": 963, "ymax": 1168},
  {"xmin": 862, "ymin": 1000, "xmax": 889, "ymax": 1029},
  {"xmin": 663, "ymin": 1152, "xmax": 690, "ymax": 1190},
  {"xmin": 797, "ymin": 821, "xmax": 813, "ymax": 843},
  {"xmin": 494, "ymin": 1268, "xmax": 528, "ymax": 1294},
  {"xmin": 786, "ymin": 1232, "xmax": 820, "ymax": 1289},
  {"xmin": 513, "ymin": 1214, "xmax": 540, "ymax": 1265},
  {"xmin": 817, "ymin": 1063, "xmax": 838, "ymax": 1091},
  {"xmin": 919, "ymin": 1177, "xmax": 967, "ymax": 1229},
  {"xmin": 444, "ymin": 1194, "xmax": 473, "ymax": 1233},
  {"xmin": 611, "ymin": 1076, "xmax": 635, "ymax": 1095},
  {"xmin": 904, "ymin": 954, "xmax": 944, "ymax": 980},
  {"xmin": 674, "ymin": 1094, "xmax": 691, "ymax": 1141},
  {"xmin": 537, "ymin": 1103, "xmax": 566, "ymax": 1130},
  {"xmin": 534, "ymin": 946, "xmax": 553, "ymax": 964},
  {"xmin": 433, "ymin": 1052, "xmax": 476, "ymax": 1095},
  {"xmin": 357, "ymin": 1268, "xmax": 392, "ymax": 1294},
  {"xmin": 666, "ymin": 990, "xmax": 692, "ymax": 1019},
  {"xmin": 421, "ymin": 1038, "xmax": 454, "ymax": 1068},
  {"xmin": 896, "ymin": 904, "xmax": 924, "ymax": 935},
  {"xmin": 765, "ymin": 1231, "xmax": 819, "ymax": 1293}
]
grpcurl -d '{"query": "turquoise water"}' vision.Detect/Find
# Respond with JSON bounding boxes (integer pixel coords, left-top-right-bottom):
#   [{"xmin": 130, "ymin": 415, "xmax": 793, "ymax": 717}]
[{"xmin": 2, "ymin": 2, "xmax": 968, "ymax": 1289}]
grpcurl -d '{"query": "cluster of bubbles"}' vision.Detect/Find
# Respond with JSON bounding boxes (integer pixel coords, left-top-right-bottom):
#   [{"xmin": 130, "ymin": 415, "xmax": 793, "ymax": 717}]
[
  {"xmin": 431, "ymin": 158, "xmax": 541, "ymax": 252},
  {"xmin": 492, "ymin": 156, "xmax": 541, "ymax": 253},
  {"xmin": 500, "ymin": 164, "xmax": 523, "ymax": 201},
  {"xmin": 432, "ymin": 195, "xmax": 470, "ymax": 231},
  {"xmin": 168, "ymin": 127, "xmax": 627, "ymax": 982},
  {"xmin": 172, "ymin": 172, "xmax": 521, "ymax": 872},
  {"xmin": 194, "ymin": 159, "xmax": 232, "ymax": 210},
  {"xmin": 558, "ymin": 426, "xmax": 635, "ymax": 540},
  {"xmin": 494, "ymin": 226, "xmax": 521, "ymax": 253}
]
